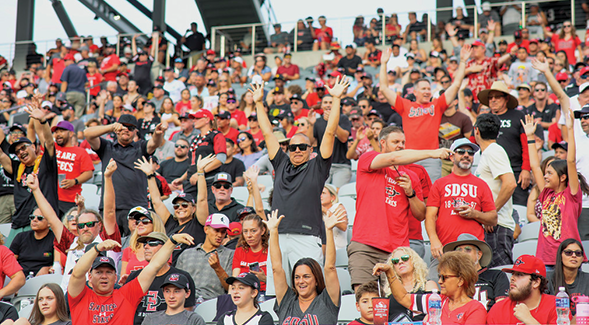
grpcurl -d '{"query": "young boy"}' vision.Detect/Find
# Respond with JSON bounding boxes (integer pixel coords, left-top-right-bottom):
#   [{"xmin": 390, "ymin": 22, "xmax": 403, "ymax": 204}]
[
  {"xmin": 349, "ymin": 282, "xmax": 380, "ymax": 325},
  {"xmin": 141, "ymin": 273, "xmax": 205, "ymax": 325}
]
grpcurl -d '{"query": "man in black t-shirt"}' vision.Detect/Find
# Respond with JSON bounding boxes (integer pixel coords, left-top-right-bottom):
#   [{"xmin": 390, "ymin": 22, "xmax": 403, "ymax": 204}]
[
  {"xmin": 126, "ymin": 232, "xmax": 196, "ymax": 325},
  {"xmin": 181, "ymin": 23, "xmax": 206, "ymax": 52},
  {"xmin": 158, "ymin": 139, "xmax": 191, "ymax": 186},
  {"xmin": 527, "ymin": 82, "xmax": 559, "ymax": 130},
  {"xmin": 310, "ymin": 95, "xmax": 352, "ymax": 187},
  {"xmin": 250, "ymin": 77, "xmax": 350, "ymax": 295},
  {"xmin": 0, "ymin": 125, "xmax": 22, "ymax": 224},
  {"xmin": 84, "ymin": 114, "xmax": 166, "ymax": 235},
  {"xmin": 9, "ymin": 207, "xmax": 55, "ymax": 276},
  {"xmin": 199, "ymin": 173, "xmax": 244, "ymax": 222},
  {"xmin": 219, "ymin": 139, "xmax": 245, "ymax": 187},
  {"xmin": 0, "ymin": 104, "xmax": 58, "ymax": 247},
  {"xmin": 337, "ymin": 45, "xmax": 363, "ymax": 76},
  {"xmin": 132, "ymin": 34, "xmax": 154, "ymax": 96},
  {"xmin": 444, "ymin": 233, "xmax": 509, "ymax": 311}
]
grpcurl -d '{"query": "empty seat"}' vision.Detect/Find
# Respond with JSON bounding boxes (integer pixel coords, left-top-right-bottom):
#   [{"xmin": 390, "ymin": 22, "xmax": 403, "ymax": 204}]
[
  {"xmin": 338, "ymin": 197, "xmax": 356, "ymax": 225},
  {"xmin": 194, "ymin": 298, "xmax": 217, "ymax": 323},
  {"xmin": 231, "ymin": 186, "xmax": 250, "ymax": 205},
  {"xmin": 518, "ymin": 221, "xmax": 540, "ymax": 242},
  {"xmin": 512, "ymin": 241, "xmax": 538, "ymax": 261},
  {"xmin": 338, "ymin": 294, "xmax": 361, "ymax": 322},
  {"xmin": 259, "ymin": 298, "xmax": 279, "ymax": 321},
  {"xmin": 336, "ymin": 268, "xmax": 353, "ymax": 295},
  {"xmin": 513, "ymin": 204, "xmax": 529, "ymax": 226},
  {"xmin": 335, "ymin": 248, "xmax": 348, "ymax": 268},
  {"xmin": 338, "ymin": 182, "xmax": 356, "ymax": 198}
]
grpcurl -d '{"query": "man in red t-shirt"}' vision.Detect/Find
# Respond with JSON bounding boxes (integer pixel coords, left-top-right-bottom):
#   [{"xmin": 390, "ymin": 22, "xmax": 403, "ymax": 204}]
[
  {"xmin": 380, "ymin": 45, "xmax": 470, "ymax": 181},
  {"xmin": 68, "ymin": 234, "xmax": 194, "ymax": 325},
  {"xmin": 99, "ymin": 44, "xmax": 121, "ymax": 82},
  {"xmin": 349, "ymin": 126, "xmax": 450, "ymax": 289},
  {"xmin": 487, "ymin": 254, "xmax": 558, "ymax": 325},
  {"xmin": 466, "ymin": 40, "xmax": 514, "ymax": 102},
  {"xmin": 52, "ymin": 121, "xmax": 95, "ymax": 217},
  {"xmin": 216, "ymin": 110, "xmax": 239, "ymax": 143},
  {"xmin": 290, "ymin": 93, "xmax": 309, "ymax": 122},
  {"xmin": 305, "ymin": 80, "xmax": 326, "ymax": 110},
  {"xmin": 226, "ymin": 95, "xmax": 247, "ymax": 130},
  {"xmin": 49, "ymin": 51, "xmax": 67, "ymax": 85},
  {"xmin": 276, "ymin": 53, "xmax": 300, "ymax": 80},
  {"xmin": 425, "ymin": 138, "xmax": 497, "ymax": 279}
]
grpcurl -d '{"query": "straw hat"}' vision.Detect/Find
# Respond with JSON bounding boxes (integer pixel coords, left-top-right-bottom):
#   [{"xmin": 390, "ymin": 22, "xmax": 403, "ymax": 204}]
[{"xmin": 477, "ymin": 81, "xmax": 518, "ymax": 109}]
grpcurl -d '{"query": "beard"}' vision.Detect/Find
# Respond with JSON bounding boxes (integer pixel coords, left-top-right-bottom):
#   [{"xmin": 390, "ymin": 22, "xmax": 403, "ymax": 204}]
[
  {"xmin": 458, "ymin": 160, "xmax": 472, "ymax": 170},
  {"xmin": 509, "ymin": 281, "xmax": 533, "ymax": 301}
]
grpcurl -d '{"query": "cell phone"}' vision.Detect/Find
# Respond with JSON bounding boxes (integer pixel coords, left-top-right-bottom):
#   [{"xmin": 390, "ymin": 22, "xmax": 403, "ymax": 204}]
[
  {"xmin": 249, "ymin": 262, "xmax": 260, "ymax": 272},
  {"xmin": 58, "ymin": 174, "xmax": 66, "ymax": 188}
]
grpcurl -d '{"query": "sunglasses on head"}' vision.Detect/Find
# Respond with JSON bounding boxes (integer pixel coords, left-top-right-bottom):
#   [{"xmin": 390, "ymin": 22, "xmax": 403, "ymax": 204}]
[
  {"xmin": 29, "ymin": 215, "xmax": 44, "ymax": 221},
  {"xmin": 213, "ymin": 183, "xmax": 232, "ymax": 189},
  {"xmin": 135, "ymin": 218, "xmax": 152, "ymax": 225},
  {"xmin": 77, "ymin": 221, "xmax": 98, "ymax": 229},
  {"xmin": 173, "ymin": 202, "xmax": 190, "ymax": 210},
  {"xmin": 288, "ymin": 143, "xmax": 311, "ymax": 152},
  {"xmin": 391, "ymin": 254, "xmax": 410, "ymax": 265},
  {"xmin": 144, "ymin": 240, "xmax": 164, "ymax": 247},
  {"xmin": 438, "ymin": 274, "xmax": 460, "ymax": 282},
  {"xmin": 454, "ymin": 148, "xmax": 475, "ymax": 156},
  {"xmin": 175, "ymin": 144, "xmax": 188, "ymax": 149},
  {"xmin": 564, "ymin": 249, "xmax": 583, "ymax": 257}
]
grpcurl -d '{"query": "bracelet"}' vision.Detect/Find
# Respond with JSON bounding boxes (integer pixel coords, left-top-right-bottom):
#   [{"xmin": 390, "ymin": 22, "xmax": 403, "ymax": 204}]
[
  {"xmin": 527, "ymin": 140, "xmax": 536, "ymax": 144},
  {"xmin": 197, "ymin": 172, "xmax": 205, "ymax": 177},
  {"xmin": 92, "ymin": 243, "xmax": 101, "ymax": 253},
  {"xmin": 407, "ymin": 190, "xmax": 416, "ymax": 199},
  {"xmin": 146, "ymin": 173, "xmax": 156, "ymax": 179},
  {"xmin": 39, "ymin": 119, "xmax": 48, "ymax": 125},
  {"xmin": 170, "ymin": 236, "xmax": 179, "ymax": 246},
  {"xmin": 74, "ymin": 179, "xmax": 79, "ymax": 185}
]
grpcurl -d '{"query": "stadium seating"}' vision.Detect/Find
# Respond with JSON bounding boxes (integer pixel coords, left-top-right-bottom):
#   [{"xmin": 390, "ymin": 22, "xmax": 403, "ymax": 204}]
[
  {"xmin": 0, "ymin": 223, "xmax": 11, "ymax": 240},
  {"xmin": 338, "ymin": 294, "xmax": 361, "ymax": 322},
  {"xmin": 81, "ymin": 183, "xmax": 101, "ymax": 210},
  {"xmin": 518, "ymin": 221, "xmax": 540, "ymax": 243},
  {"xmin": 335, "ymin": 248, "xmax": 349, "ymax": 268},
  {"xmin": 11, "ymin": 274, "xmax": 62, "ymax": 311},
  {"xmin": 338, "ymin": 182, "xmax": 356, "ymax": 199},
  {"xmin": 232, "ymin": 186, "xmax": 250, "ymax": 205},
  {"xmin": 259, "ymin": 298, "xmax": 279, "ymax": 321},
  {"xmin": 18, "ymin": 304, "xmax": 33, "ymax": 319},
  {"xmin": 513, "ymin": 204, "xmax": 529, "ymax": 226},
  {"xmin": 194, "ymin": 297, "xmax": 218, "ymax": 323},
  {"xmin": 512, "ymin": 241, "xmax": 538, "ymax": 261},
  {"xmin": 336, "ymin": 268, "xmax": 353, "ymax": 295},
  {"xmin": 339, "ymin": 197, "xmax": 356, "ymax": 225}
]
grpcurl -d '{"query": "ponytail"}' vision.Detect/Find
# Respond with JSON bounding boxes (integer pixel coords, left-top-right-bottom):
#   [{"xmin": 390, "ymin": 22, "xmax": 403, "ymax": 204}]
[{"xmin": 579, "ymin": 172, "xmax": 589, "ymax": 196}]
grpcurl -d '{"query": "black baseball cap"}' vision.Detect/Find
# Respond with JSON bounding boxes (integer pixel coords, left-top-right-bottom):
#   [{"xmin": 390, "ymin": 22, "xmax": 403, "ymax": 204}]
[
  {"xmin": 213, "ymin": 172, "xmax": 233, "ymax": 185},
  {"xmin": 91, "ymin": 256, "xmax": 116, "ymax": 271},
  {"xmin": 366, "ymin": 109, "xmax": 381, "ymax": 118},
  {"xmin": 551, "ymin": 141, "xmax": 568, "ymax": 151},
  {"xmin": 160, "ymin": 273, "xmax": 190, "ymax": 290},
  {"xmin": 277, "ymin": 110, "xmax": 294, "ymax": 120},
  {"xmin": 172, "ymin": 193, "xmax": 195, "ymax": 204},
  {"xmin": 9, "ymin": 124, "xmax": 26, "ymax": 134},
  {"xmin": 237, "ymin": 206, "xmax": 256, "ymax": 220},
  {"xmin": 342, "ymin": 98, "xmax": 356, "ymax": 106},
  {"xmin": 216, "ymin": 110, "xmax": 231, "ymax": 119},
  {"xmin": 118, "ymin": 114, "xmax": 138, "ymax": 128},
  {"xmin": 226, "ymin": 272, "xmax": 260, "ymax": 290},
  {"xmin": 8, "ymin": 137, "xmax": 33, "ymax": 154}
]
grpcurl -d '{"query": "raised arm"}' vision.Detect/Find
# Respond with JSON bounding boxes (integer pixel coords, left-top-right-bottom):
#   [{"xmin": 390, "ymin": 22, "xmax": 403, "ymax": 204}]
[
  {"xmin": 379, "ymin": 48, "xmax": 398, "ymax": 105},
  {"xmin": 370, "ymin": 148, "xmax": 451, "ymax": 170},
  {"xmin": 324, "ymin": 209, "xmax": 346, "ymax": 306},
  {"xmin": 131, "ymin": 34, "xmax": 139, "ymax": 56},
  {"xmin": 25, "ymin": 99, "xmax": 55, "ymax": 156},
  {"xmin": 0, "ymin": 148, "xmax": 12, "ymax": 175},
  {"xmin": 564, "ymin": 109, "xmax": 581, "ymax": 196},
  {"xmin": 196, "ymin": 154, "xmax": 217, "ymax": 225},
  {"xmin": 68, "ymin": 239, "xmax": 121, "ymax": 298},
  {"xmin": 146, "ymin": 122, "xmax": 167, "ymax": 155},
  {"xmin": 373, "ymin": 263, "xmax": 412, "ymax": 309},
  {"xmin": 532, "ymin": 58, "xmax": 569, "ymax": 113},
  {"xmin": 137, "ymin": 234, "xmax": 194, "ymax": 292},
  {"xmin": 522, "ymin": 115, "xmax": 544, "ymax": 191},
  {"xmin": 243, "ymin": 165, "xmax": 266, "ymax": 220},
  {"xmin": 346, "ymin": 126, "xmax": 365, "ymax": 160},
  {"xmin": 134, "ymin": 157, "xmax": 172, "ymax": 223},
  {"xmin": 84, "ymin": 123, "xmax": 123, "ymax": 151},
  {"xmin": 102, "ymin": 159, "xmax": 118, "ymax": 235},
  {"xmin": 251, "ymin": 84, "xmax": 280, "ymax": 159},
  {"xmin": 265, "ymin": 210, "xmax": 288, "ymax": 305},
  {"xmin": 27, "ymin": 174, "xmax": 65, "ymax": 241},
  {"xmin": 444, "ymin": 45, "xmax": 471, "ymax": 106},
  {"xmin": 320, "ymin": 77, "xmax": 350, "ymax": 159}
]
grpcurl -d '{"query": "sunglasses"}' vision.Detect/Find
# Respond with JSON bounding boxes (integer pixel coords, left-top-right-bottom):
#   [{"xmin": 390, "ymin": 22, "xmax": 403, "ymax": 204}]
[
  {"xmin": 299, "ymin": 123, "xmax": 307, "ymax": 127},
  {"xmin": 175, "ymin": 144, "xmax": 188, "ymax": 149},
  {"xmin": 391, "ymin": 255, "xmax": 410, "ymax": 265},
  {"xmin": 213, "ymin": 183, "xmax": 232, "ymax": 189},
  {"xmin": 441, "ymin": 80, "xmax": 451, "ymax": 84},
  {"xmin": 438, "ymin": 274, "xmax": 460, "ymax": 282},
  {"xmin": 144, "ymin": 240, "xmax": 165, "ymax": 247},
  {"xmin": 564, "ymin": 24, "xmax": 572, "ymax": 28},
  {"xmin": 454, "ymin": 148, "xmax": 476, "ymax": 156},
  {"xmin": 288, "ymin": 143, "xmax": 311, "ymax": 152},
  {"xmin": 173, "ymin": 203, "xmax": 190, "ymax": 210},
  {"xmin": 1, "ymin": 100, "xmax": 9, "ymax": 103},
  {"xmin": 123, "ymin": 125, "xmax": 137, "ymax": 131},
  {"xmin": 534, "ymin": 88, "xmax": 546, "ymax": 92},
  {"xmin": 29, "ymin": 215, "xmax": 44, "ymax": 221},
  {"xmin": 15, "ymin": 144, "xmax": 32, "ymax": 154},
  {"xmin": 581, "ymin": 75, "xmax": 589, "ymax": 80},
  {"xmin": 237, "ymin": 137, "xmax": 248, "ymax": 143},
  {"xmin": 359, "ymin": 105, "xmax": 368, "ymax": 108},
  {"xmin": 66, "ymin": 214, "xmax": 76, "ymax": 221},
  {"xmin": 135, "ymin": 218, "xmax": 152, "ymax": 225},
  {"xmin": 563, "ymin": 249, "xmax": 583, "ymax": 257},
  {"xmin": 248, "ymin": 118, "xmax": 257, "ymax": 121},
  {"xmin": 581, "ymin": 115, "xmax": 589, "ymax": 120},
  {"xmin": 77, "ymin": 221, "xmax": 98, "ymax": 229}
]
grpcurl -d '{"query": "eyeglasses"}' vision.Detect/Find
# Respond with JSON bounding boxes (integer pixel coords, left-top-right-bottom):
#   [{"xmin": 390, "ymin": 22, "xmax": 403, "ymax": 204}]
[
  {"xmin": 10, "ymin": 130, "xmax": 24, "ymax": 135},
  {"xmin": 438, "ymin": 274, "xmax": 460, "ymax": 282},
  {"xmin": 534, "ymin": 88, "xmax": 546, "ymax": 92},
  {"xmin": 175, "ymin": 144, "xmax": 188, "ymax": 149},
  {"xmin": 455, "ymin": 246, "xmax": 475, "ymax": 253},
  {"xmin": 454, "ymin": 148, "xmax": 476, "ymax": 156},
  {"xmin": 14, "ymin": 144, "xmax": 32, "ymax": 154},
  {"xmin": 1, "ymin": 100, "xmax": 9, "ymax": 103},
  {"xmin": 582, "ymin": 75, "xmax": 589, "ymax": 80},
  {"xmin": 237, "ymin": 137, "xmax": 248, "ymax": 143},
  {"xmin": 77, "ymin": 221, "xmax": 98, "ymax": 229},
  {"xmin": 144, "ymin": 240, "xmax": 165, "ymax": 247},
  {"xmin": 213, "ymin": 183, "xmax": 232, "ymax": 189},
  {"xmin": 66, "ymin": 214, "xmax": 76, "ymax": 221},
  {"xmin": 288, "ymin": 143, "xmax": 311, "ymax": 152},
  {"xmin": 173, "ymin": 203, "xmax": 190, "ymax": 210},
  {"xmin": 441, "ymin": 80, "xmax": 451, "ymax": 84},
  {"xmin": 563, "ymin": 249, "xmax": 583, "ymax": 257},
  {"xmin": 564, "ymin": 24, "xmax": 572, "ymax": 28},
  {"xmin": 219, "ymin": 80, "xmax": 228, "ymax": 82},
  {"xmin": 29, "ymin": 215, "xmax": 44, "ymax": 221},
  {"xmin": 488, "ymin": 94, "xmax": 506, "ymax": 100},
  {"xmin": 135, "ymin": 218, "xmax": 152, "ymax": 225},
  {"xmin": 581, "ymin": 115, "xmax": 589, "ymax": 120},
  {"xmin": 391, "ymin": 255, "xmax": 410, "ymax": 265}
]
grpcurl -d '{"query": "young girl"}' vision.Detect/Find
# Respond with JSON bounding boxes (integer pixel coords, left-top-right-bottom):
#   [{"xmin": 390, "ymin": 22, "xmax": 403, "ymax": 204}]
[
  {"xmin": 232, "ymin": 215, "xmax": 269, "ymax": 297},
  {"xmin": 8, "ymin": 283, "xmax": 71, "ymax": 325},
  {"xmin": 217, "ymin": 273, "xmax": 274, "ymax": 325}
]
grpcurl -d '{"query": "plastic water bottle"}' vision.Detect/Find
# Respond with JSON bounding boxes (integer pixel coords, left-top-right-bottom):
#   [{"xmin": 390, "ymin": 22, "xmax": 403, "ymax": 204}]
[
  {"xmin": 20, "ymin": 298, "xmax": 30, "ymax": 309},
  {"xmin": 428, "ymin": 289, "xmax": 442, "ymax": 325},
  {"xmin": 26, "ymin": 272, "xmax": 34, "ymax": 280},
  {"xmin": 556, "ymin": 287, "xmax": 571, "ymax": 325},
  {"xmin": 196, "ymin": 295, "xmax": 204, "ymax": 305},
  {"xmin": 574, "ymin": 295, "xmax": 589, "ymax": 325}
]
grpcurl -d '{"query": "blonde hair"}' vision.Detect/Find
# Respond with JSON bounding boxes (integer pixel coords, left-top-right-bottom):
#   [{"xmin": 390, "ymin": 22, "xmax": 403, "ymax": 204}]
[
  {"xmin": 383, "ymin": 246, "xmax": 429, "ymax": 296},
  {"xmin": 324, "ymin": 184, "xmax": 339, "ymax": 204},
  {"xmin": 130, "ymin": 212, "xmax": 166, "ymax": 253}
]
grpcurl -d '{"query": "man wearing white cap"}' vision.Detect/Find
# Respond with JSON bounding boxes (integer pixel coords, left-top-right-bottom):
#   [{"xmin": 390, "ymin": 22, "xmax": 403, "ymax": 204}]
[
  {"xmin": 175, "ymin": 213, "xmax": 234, "ymax": 300},
  {"xmin": 425, "ymin": 138, "xmax": 497, "ymax": 279}
]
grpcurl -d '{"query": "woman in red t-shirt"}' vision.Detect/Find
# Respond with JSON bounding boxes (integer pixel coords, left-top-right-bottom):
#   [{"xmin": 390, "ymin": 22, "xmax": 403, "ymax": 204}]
[
  {"xmin": 121, "ymin": 209, "xmax": 166, "ymax": 275},
  {"xmin": 545, "ymin": 20, "xmax": 582, "ymax": 64},
  {"xmin": 175, "ymin": 89, "xmax": 192, "ymax": 115},
  {"xmin": 231, "ymin": 214, "xmax": 269, "ymax": 293},
  {"xmin": 523, "ymin": 109, "xmax": 589, "ymax": 266}
]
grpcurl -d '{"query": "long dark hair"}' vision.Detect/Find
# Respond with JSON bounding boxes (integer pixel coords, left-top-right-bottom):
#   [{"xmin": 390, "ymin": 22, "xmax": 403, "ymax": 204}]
[
  {"xmin": 237, "ymin": 131, "xmax": 258, "ymax": 154},
  {"xmin": 291, "ymin": 258, "xmax": 325, "ymax": 297},
  {"xmin": 237, "ymin": 214, "xmax": 268, "ymax": 252},
  {"xmin": 29, "ymin": 283, "xmax": 69, "ymax": 325},
  {"xmin": 553, "ymin": 238, "xmax": 584, "ymax": 295},
  {"xmin": 548, "ymin": 160, "xmax": 589, "ymax": 195}
]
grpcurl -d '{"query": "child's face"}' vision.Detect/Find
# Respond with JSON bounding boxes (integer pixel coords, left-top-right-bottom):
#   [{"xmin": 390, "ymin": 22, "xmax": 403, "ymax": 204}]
[
  {"xmin": 163, "ymin": 286, "xmax": 189, "ymax": 309},
  {"xmin": 357, "ymin": 292, "xmax": 379, "ymax": 322}
]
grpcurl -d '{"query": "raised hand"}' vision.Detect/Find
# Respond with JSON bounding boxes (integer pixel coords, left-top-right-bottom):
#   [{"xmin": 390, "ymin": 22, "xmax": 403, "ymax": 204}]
[
  {"xmin": 324, "ymin": 208, "xmax": 346, "ymax": 230},
  {"xmin": 171, "ymin": 233, "xmax": 195, "ymax": 246},
  {"xmin": 75, "ymin": 193, "xmax": 85, "ymax": 209},
  {"xmin": 356, "ymin": 126, "xmax": 366, "ymax": 140},
  {"xmin": 154, "ymin": 122, "xmax": 168, "ymax": 136},
  {"xmin": 365, "ymin": 128, "xmax": 375, "ymax": 140},
  {"xmin": 97, "ymin": 239, "xmax": 121, "ymax": 252},
  {"xmin": 531, "ymin": 57, "xmax": 549, "ymax": 74},
  {"xmin": 487, "ymin": 19, "xmax": 496, "ymax": 32},
  {"xmin": 196, "ymin": 154, "xmax": 216, "ymax": 172},
  {"xmin": 372, "ymin": 262, "xmax": 393, "ymax": 277},
  {"xmin": 243, "ymin": 165, "xmax": 260, "ymax": 182},
  {"xmin": 134, "ymin": 156, "xmax": 154, "ymax": 175},
  {"xmin": 307, "ymin": 109, "xmax": 317, "ymax": 125},
  {"xmin": 249, "ymin": 83, "xmax": 264, "ymax": 103},
  {"xmin": 26, "ymin": 173, "xmax": 39, "ymax": 191},
  {"xmin": 460, "ymin": 44, "xmax": 472, "ymax": 62},
  {"xmin": 433, "ymin": 148, "xmax": 452, "ymax": 160},
  {"xmin": 25, "ymin": 104, "xmax": 48, "ymax": 122},
  {"xmin": 104, "ymin": 158, "xmax": 117, "ymax": 178},
  {"xmin": 380, "ymin": 48, "xmax": 392, "ymax": 65},
  {"xmin": 112, "ymin": 122, "xmax": 125, "ymax": 133},
  {"xmin": 565, "ymin": 108, "xmax": 575, "ymax": 129},
  {"xmin": 445, "ymin": 25, "xmax": 458, "ymax": 37},
  {"xmin": 325, "ymin": 76, "xmax": 351, "ymax": 98},
  {"xmin": 520, "ymin": 114, "xmax": 538, "ymax": 138},
  {"xmin": 264, "ymin": 209, "xmax": 284, "ymax": 232}
]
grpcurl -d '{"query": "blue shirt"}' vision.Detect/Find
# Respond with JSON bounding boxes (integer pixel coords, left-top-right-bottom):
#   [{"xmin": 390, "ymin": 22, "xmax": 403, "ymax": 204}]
[{"xmin": 60, "ymin": 64, "xmax": 88, "ymax": 93}]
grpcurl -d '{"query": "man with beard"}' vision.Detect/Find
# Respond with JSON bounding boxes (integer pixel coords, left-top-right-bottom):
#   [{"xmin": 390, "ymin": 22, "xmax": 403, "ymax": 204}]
[
  {"xmin": 487, "ymin": 254, "xmax": 558, "ymax": 324},
  {"xmin": 28, "ymin": 159, "xmax": 120, "ymax": 290},
  {"xmin": 425, "ymin": 138, "xmax": 497, "ymax": 279},
  {"xmin": 0, "ymin": 102, "xmax": 58, "ymax": 246},
  {"xmin": 52, "ymin": 121, "xmax": 94, "ymax": 216},
  {"xmin": 99, "ymin": 44, "xmax": 120, "ymax": 82},
  {"xmin": 84, "ymin": 114, "xmax": 166, "ymax": 235},
  {"xmin": 158, "ymin": 139, "xmax": 191, "ymax": 191}
]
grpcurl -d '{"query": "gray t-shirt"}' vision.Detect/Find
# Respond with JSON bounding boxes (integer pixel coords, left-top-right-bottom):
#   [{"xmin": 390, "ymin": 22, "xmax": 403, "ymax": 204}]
[
  {"xmin": 547, "ymin": 269, "xmax": 589, "ymax": 315},
  {"xmin": 274, "ymin": 287, "xmax": 340, "ymax": 325},
  {"xmin": 141, "ymin": 310, "xmax": 205, "ymax": 325}
]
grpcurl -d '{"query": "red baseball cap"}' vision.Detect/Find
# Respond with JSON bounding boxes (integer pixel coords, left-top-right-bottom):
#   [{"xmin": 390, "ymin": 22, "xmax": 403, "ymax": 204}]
[
  {"xmin": 206, "ymin": 49, "xmax": 216, "ymax": 56},
  {"xmin": 556, "ymin": 72, "xmax": 569, "ymax": 81},
  {"xmin": 502, "ymin": 254, "xmax": 546, "ymax": 277},
  {"xmin": 329, "ymin": 71, "xmax": 343, "ymax": 78},
  {"xmin": 63, "ymin": 53, "xmax": 76, "ymax": 61},
  {"xmin": 472, "ymin": 40, "xmax": 485, "ymax": 47},
  {"xmin": 580, "ymin": 67, "xmax": 589, "ymax": 76},
  {"xmin": 315, "ymin": 80, "xmax": 325, "ymax": 89},
  {"xmin": 190, "ymin": 109, "xmax": 214, "ymax": 120}
]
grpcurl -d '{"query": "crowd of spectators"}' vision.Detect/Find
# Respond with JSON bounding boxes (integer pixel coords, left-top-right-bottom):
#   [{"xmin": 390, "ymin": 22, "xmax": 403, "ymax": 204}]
[{"xmin": 0, "ymin": 1, "xmax": 589, "ymax": 324}]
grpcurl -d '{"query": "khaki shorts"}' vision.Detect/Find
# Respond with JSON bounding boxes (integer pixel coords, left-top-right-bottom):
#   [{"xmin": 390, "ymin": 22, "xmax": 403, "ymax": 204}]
[{"xmin": 347, "ymin": 241, "xmax": 391, "ymax": 287}]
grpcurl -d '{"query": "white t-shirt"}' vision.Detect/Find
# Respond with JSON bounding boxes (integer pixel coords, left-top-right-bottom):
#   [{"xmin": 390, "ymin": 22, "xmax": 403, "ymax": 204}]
[
  {"xmin": 386, "ymin": 48, "xmax": 409, "ymax": 72},
  {"xmin": 164, "ymin": 79, "xmax": 187, "ymax": 102},
  {"xmin": 475, "ymin": 143, "xmax": 516, "ymax": 230}
]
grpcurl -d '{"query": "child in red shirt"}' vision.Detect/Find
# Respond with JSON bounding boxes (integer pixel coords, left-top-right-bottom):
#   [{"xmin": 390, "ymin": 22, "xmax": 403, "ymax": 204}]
[{"xmin": 348, "ymin": 282, "xmax": 379, "ymax": 325}]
